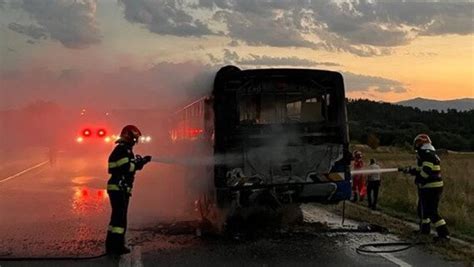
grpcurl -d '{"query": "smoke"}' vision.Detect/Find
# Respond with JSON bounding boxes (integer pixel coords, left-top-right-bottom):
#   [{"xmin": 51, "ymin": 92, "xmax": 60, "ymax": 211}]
[
  {"xmin": 0, "ymin": 61, "xmax": 218, "ymax": 149},
  {"xmin": 0, "ymin": 61, "xmax": 216, "ymax": 110}
]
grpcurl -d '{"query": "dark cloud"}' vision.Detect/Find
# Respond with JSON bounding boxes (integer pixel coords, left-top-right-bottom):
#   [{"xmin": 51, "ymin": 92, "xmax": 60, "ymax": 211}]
[
  {"xmin": 215, "ymin": 10, "xmax": 320, "ymax": 48},
  {"xmin": 312, "ymin": 1, "xmax": 473, "ymax": 45},
  {"xmin": 343, "ymin": 72, "xmax": 407, "ymax": 93},
  {"xmin": 6, "ymin": 0, "xmax": 471, "ymax": 55},
  {"xmin": 119, "ymin": 0, "xmax": 213, "ymax": 37},
  {"xmin": 8, "ymin": 23, "xmax": 48, "ymax": 40},
  {"xmin": 17, "ymin": 0, "xmax": 100, "ymax": 49},
  {"xmin": 197, "ymin": 0, "xmax": 473, "ymax": 56}
]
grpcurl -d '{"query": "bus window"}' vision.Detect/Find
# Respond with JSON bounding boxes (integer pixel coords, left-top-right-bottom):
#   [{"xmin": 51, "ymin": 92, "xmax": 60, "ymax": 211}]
[
  {"xmin": 239, "ymin": 94, "xmax": 327, "ymax": 124},
  {"xmin": 239, "ymin": 95, "xmax": 259, "ymax": 124},
  {"xmin": 301, "ymin": 97, "xmax": 324, "ymax": 122}
]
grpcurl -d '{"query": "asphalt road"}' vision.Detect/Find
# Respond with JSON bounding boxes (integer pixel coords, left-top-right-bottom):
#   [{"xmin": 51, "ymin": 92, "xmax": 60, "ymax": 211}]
[{"xmin": 0, "ymin": 149, "xmax": 465, "ymax": 266}]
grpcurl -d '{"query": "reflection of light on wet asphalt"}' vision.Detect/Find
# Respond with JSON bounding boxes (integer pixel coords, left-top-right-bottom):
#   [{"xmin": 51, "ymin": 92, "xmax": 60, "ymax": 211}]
[
  {"xmin": 72, "ymin": 186, "xmax": 108, "ymax": 216},
  {"xmin": 72, "ymin": 175, "xmax": 95, "ymax": 185}
]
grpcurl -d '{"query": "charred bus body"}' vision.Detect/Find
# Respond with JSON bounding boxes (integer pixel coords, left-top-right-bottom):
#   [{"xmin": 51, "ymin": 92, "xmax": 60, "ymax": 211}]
[{"xmin": 170, "ymin": 66, "xmax": 351, "ymax": 230}]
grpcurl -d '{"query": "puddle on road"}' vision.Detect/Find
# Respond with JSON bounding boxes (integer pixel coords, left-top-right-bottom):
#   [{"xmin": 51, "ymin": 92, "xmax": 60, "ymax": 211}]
[{"xmin": 71, "ymin": 186, "xmax": 108, "ymax": 216}]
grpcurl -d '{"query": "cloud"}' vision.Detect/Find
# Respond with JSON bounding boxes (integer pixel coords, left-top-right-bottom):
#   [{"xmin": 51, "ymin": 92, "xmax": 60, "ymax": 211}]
[
  {"xmin": 343, "ymin": 72, "xmax": 407, "ymax": 93},
  {"xmin": 210, "ymin": 49, "xmax": 340, "ymax": 67},
  {"xmin": 16, "ymin": 0, "xmax": 100, "ymax": 48},
  {"xmin": 8, "ymin": 23, "xmax": 48, "ymax": 40},
  {"xmin": 214, "ymin": 10, "xmax": 320, "ymax": 48},
  {"xmin": 119, "ymin": 0, "xmax": 213, "ymax": 37},
  {"xmin": 305, "ymin": 1, "xmax": 473, "ymax": 53},
  {"xmin": 238, "ymin": 54, "xmax": 340, "ymax": 67},
  {"xmin": 196, "ymin": 0, "xmax": 473, "ymax": 56}
]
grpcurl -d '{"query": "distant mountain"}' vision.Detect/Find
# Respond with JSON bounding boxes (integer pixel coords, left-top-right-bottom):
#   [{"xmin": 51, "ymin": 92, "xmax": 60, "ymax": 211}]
[{"xmin": 396, "ymin": 97, "xmax": 474, "ymax": 111}]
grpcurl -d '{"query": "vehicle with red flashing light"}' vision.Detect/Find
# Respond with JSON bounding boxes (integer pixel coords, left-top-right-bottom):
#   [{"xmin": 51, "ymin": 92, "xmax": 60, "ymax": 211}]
[
  {"xmin": 75, "ymin": 127, "xmax": 116, "ymax": 144},
  {"xmin": 74, "ymin": 109, "xmax": 153, "ymax": 145}
]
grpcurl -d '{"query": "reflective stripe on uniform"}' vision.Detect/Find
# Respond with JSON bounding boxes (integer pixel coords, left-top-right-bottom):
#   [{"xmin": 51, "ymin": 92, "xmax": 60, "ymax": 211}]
[
  {"xmin": 107, "ymin": 184, "xmax": 132, "ymax": 193},
  {"xmin": 434, "ymin": 219, "xmax": 446, "ymax": 228},
  {"xmin": 421, "ymin": 218, "xmax": 431, "ymax": 224},
  {"xmin": 107, "ymin": 184, "xmax": 121, "ymax": 191},
  {"xmin": 420, "ymin": 181, "xmax": 444, "ymax": 188},
  {"xmin": 422, "ymin": 162, "xmax": 441, "ymax": 171},
  {"xmin": 108, "ymin": 225, "xmax": 125, "ymax": 234},
  {"xmin": 108, "ymin": 157, "xmax": 130, "ymax": 168},
  {"xmin": 420, "ymin": 171, "xmax": 430, "ymax": 178},
  {"xmin": 422, "ymin": 162, "xmax": 434, "ymax": 168},
  {"xmin": 129, "ymin": 162, "xmax": 136, "ymax": 172}
]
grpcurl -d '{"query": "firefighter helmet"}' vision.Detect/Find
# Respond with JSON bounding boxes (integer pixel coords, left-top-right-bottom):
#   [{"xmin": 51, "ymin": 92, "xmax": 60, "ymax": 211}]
[
  {"xmin": 413, "ymin": 133, "xmax": 431, "ymax": 150},
  {"xmin": 119, "ymin": 125, "xmax": 142, "ymax": 144}
]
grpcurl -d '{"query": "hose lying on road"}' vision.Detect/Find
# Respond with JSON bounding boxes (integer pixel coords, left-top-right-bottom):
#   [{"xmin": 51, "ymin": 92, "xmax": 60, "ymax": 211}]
[
  {"xmin": 356, "ymin": 241, "xmax": 426, "ymax": 254},
  {"xmin": 0, "ymin": 253, "xmax": 108, "ymax": 261}
]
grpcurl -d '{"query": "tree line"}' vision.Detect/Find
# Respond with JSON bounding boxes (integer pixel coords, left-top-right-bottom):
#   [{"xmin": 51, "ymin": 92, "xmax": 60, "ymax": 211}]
[{"xmin": 346, "ymin": 99, "xmax": 474, "ymax": 151}]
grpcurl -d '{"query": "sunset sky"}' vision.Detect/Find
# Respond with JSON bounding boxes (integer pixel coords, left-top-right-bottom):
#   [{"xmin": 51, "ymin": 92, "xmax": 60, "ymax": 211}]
[{"xmin": 0, "ymin": 0, "xmax": 473, "ymax": 109}]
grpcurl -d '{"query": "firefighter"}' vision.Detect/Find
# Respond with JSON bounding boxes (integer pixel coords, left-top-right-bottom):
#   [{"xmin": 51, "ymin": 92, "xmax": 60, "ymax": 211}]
[
  {"xmin": 351, "ymin": 150, "xmax": 367, "ymax": 202},
  {"xmin": 105, "ymin": 125, "xmax": 151, "ymax": 255},
  {"xmin": 401, "ymin": 134, "xmax": 449, "ymax": 241}
]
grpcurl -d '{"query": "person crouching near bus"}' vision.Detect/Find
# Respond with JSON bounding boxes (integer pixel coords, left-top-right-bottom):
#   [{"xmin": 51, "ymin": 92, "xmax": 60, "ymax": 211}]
[
  {"xmin": 400, "ymin": 134, "xmax": 449, "ymax": 241},
  {"xmin": 367, "ymin": 158, "xmax": 381, "ymax": 210},
  {"xmin": 351, "ymin": 150, "xmax": 367, "ymax": 202},
  {"xmin": 105, "ymin": 125, "xmax": 152, "ymax": 255}
]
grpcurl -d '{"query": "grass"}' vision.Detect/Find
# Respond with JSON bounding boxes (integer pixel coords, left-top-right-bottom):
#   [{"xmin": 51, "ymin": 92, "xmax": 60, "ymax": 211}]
[{"xmin": 357, "ymin": 147, "xmax": 474, "ymax": 241}]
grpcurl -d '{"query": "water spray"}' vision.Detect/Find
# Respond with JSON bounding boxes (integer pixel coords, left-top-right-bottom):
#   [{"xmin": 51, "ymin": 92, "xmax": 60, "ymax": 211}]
[
  {"xmin": 151, "ymin": 154, "xmax": 241, "ymax": 166},
  {"xmin": 350, "ymin": 168, "xmax": 400, "ymax": 176},
  {"xmin": 151, "ymin": 156, "xmax": 402, "ymax": 176}
]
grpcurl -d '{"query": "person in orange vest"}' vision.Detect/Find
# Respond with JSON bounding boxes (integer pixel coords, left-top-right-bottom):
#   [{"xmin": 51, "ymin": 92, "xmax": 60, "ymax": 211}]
[{"xmin": 351, "ymin": 150, "xmax": 367, "ymax": 202}]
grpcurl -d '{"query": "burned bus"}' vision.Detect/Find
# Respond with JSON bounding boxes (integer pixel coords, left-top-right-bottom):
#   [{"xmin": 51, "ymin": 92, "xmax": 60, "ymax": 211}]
[{"xmin": 169, "ymin": 66, "xmax": 351, "ymax": 230}]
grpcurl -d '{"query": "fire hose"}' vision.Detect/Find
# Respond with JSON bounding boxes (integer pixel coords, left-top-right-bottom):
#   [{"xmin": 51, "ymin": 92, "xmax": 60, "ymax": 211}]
[
  {"xmin": 0, "ymin": 253, "xmax": 108, "ymax": 261},
  {"xmin": 348, "ymin": 167, "xmax": 429, "ymax": 254}
]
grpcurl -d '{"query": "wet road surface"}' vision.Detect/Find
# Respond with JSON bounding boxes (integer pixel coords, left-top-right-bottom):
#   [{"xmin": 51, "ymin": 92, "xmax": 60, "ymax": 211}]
[{"xmin": 0, "ymin": 149, "xmax": 466, "ymax": 266}]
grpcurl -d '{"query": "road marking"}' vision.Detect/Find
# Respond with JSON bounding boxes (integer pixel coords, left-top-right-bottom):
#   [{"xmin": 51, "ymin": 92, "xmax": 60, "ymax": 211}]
[
  {"xmin": 131, "ymin": 246, "xmax": 143, "ymax": 267},
  {"xmin": 0, "ymin": 160, "xmax": 49, "ymax": 184},
  {"xmin": 119, "ymin": 252, "xmax": 131, "ymax": 267},
  {"xmin": 118, "ymin": 246, "xmax": 143, "ymax": 267},
  {"xmin": 378, "ymin": 252, "xmax": 412, "ymax": 267}
]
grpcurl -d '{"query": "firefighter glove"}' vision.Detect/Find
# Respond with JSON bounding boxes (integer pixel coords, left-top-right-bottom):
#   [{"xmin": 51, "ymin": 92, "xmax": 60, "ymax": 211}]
[{"xmin": 398, "ymin": 167, "xmax": 411, "ymax": 174}]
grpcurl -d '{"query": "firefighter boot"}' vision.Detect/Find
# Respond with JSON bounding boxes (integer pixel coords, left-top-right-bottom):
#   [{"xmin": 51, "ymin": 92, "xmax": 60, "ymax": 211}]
[
  {"xmin": 435, "ymin": 224, "xmax": 450, "ymax": 241},
  {"xmin": 106, "ymin": 233, "xmax": 126, "ymax": 255},
  {"xmin": 105, "ymin": 233, "xmax": 118, "ymax": 254},
  {"xmin": 420, "ymin": 222, "xmax": 431, "ymax": 235},
  {"xmin": 119, "ymin": 246, "xmax": 131, "ymax": 255}
]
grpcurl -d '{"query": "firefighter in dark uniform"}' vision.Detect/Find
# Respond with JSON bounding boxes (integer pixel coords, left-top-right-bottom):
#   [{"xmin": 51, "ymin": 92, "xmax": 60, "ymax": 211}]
[
  {"xmin": 401, "ymin": 134, "xmax": 449, "ymax": 241},
  {"xmin": 105, "ymin": 125, "xmax": 151, "ymax": 255}
]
